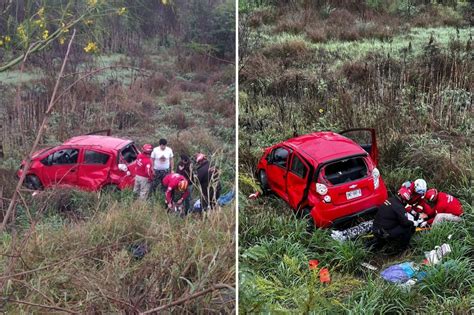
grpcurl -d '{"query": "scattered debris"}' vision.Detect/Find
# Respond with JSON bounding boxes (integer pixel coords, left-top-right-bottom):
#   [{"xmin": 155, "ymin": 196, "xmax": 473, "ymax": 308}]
[
  {"xmin": 319, "ymin": 267, "xmax": 331, "ymax": 283},
  {"xmin": 330, "ymin": 220, "xmax": 373, "ymax": 241},
  {"xmin": 248, "ymin": 191, "xmax": 260, "ymax": 200},
  {"xmin": 309, "ymin": 259, "xmax": 319, "ymax": 270},
  {"xmin": 360, "ymin": 262, "xmax": 378, "ymax": 271},
  {"xmin": 424, "ymin": 243, "xmax": 451, "ymax": 265},
  {"xmin": 129, "ymin": 242, "xmax": 149, "ymax": 260},
  {"xmin": 218, "ymin": 190, "xmax": 235, "ymax": 206}
]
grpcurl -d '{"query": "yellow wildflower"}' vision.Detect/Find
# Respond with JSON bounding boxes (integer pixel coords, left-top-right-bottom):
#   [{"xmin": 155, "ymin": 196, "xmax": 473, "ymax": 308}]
[
  {"xmin": 4, "ymin": 35, "xmax": 11, "ymax": 43},
  {"xmin": 61, "ymin": 23, "xmax": 69, "ymax": 33},
  {"xmin": 42, "ymin": 29, "xmax": 49, "ymax": 40},
  {"xmin": 319, "ymin": 108, "xmax": 324, "ymax": 114},
  {"xmin": 84, "ymin": 42, "xmax": 98, "ymax": 53},
  {"xmin": 87, "ymin": 0, "xmax": 98, "ymax": 6},
  {"xmin": 84, "ymin": 19, "xmax": 94, "ymax": 26},
  {"xmin": 117, "ymin": 7, "xmax": 127, "ymax": 16},
  {"xmin": 59, "ymin": 37, "xmax": 65, "ymax": 45},
  {"xmin": 161, "ymin": 0, "xmax": 169, "ymax": 5},
  {"xmin": 17, "ymin": 25, "xmax": 28, "ymax": 44},
  {"xmin": 38, "ymin": 7, "xmax": 45, "ymax": 18},
  {"xmin": 0, "ymin": 39, "xmax": 3, "ymax": 46}
]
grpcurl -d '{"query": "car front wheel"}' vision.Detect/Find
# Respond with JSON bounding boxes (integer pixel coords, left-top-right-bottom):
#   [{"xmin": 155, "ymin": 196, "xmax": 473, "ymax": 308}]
[{"xmin": 25, "ymin": 175, "xmax": 42, "ymax": 190}]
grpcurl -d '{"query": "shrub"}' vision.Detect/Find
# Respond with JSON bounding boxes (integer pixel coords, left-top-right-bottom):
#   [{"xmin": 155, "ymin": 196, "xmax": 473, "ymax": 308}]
[
  {"xmin": 165, "ymin": 85, "xmax": 183, "ymax": 105},
  {"xmin": 166, "ymin": 109, "xmax": 189, "ymax": 130}
]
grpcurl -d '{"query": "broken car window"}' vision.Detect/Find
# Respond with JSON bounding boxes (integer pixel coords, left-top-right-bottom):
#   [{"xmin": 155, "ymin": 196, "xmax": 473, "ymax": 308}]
[
  {"xmin": 120, "ymin": 143, "xmax": 138, "ymax": 164},
  {"xmin": 44, "ymin": 149, "xmax": 79, "ymax": 165},
  {"xmin": 323, "ymin": 157, "xmax": 368, "ymax": 185},
  {"xmin": 272, "ymin": 147, "xmax": 290, "ymax": 168},
  {"xmin": 84, "ymin": 150, "xmax": 110, "ymax": 165}
]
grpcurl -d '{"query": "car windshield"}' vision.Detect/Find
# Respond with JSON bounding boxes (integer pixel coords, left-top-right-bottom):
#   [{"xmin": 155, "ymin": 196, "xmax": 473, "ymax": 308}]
[{"xmin": 321, "ymin": 157, "xmax": 368, "ymax": 185}]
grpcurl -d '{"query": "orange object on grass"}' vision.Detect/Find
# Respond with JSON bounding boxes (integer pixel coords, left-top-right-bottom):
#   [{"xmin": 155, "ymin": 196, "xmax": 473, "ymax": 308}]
[
  {"xmin": 309, "ymin": 260, "xmax": 319, "ymax": 270},
  {"xmin": 319, "ymin": 267, "xmax": 331, "ymax": 283}
]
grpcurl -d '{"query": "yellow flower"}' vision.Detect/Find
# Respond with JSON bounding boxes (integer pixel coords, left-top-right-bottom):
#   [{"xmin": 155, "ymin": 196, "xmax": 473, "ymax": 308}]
[
  {"xmin": 0, "ymin": 39, "xmax": 3, "ymax": 46},
  {"xmin": 161, "ymin": 0, "xmax": 169, "ymax": 5},
  {"xmin": 59, "ymin": 37, "xmax": 65, "ymax": 45},
  {"xmin": 87, "ymin": 0, "xmax": 98, "ymax": 6},
  {"xmin": 61, "ymin": 23, "xmax": 69, "ymax": 33},
  {"xmin": 319, "ymin": 108, "xmax": 324, "ymax": 114},
  {"xmin": 38, "ymin": 7, "xmax": 45, "ymax": 18},
  {"xmin": 117, "ymin": 7, "xmax": 127, "ymax": 16},
  {"xmin": 84, "ymin": 19, "xmax": 94, "ymax": 26},
  {"xmin": 17, "ymin": 25, "xmax": 28, "ymax": 43},
  {"xmin": 84, "ymin": 42, "xmax": 98, "ymax": 53},
  {"xmin": 42, "ymin": 29, "xmax": 49, "ymax": 40},
  {"xmin": 4, "ymin": 35, "xmax": 11, "ymax": 43}
]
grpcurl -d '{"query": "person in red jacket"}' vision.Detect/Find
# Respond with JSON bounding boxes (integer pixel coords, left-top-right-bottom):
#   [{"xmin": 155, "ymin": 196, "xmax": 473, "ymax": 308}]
[
  {"xmin": 134, "ymin": 144, "xmax": 154, "ymax": 200},
  {"xmin": 162, "ymin": 173, "xmax": 189, "ymax": 212},
  {"xmin": 398, "ymin": 179, "xmax": 433, "ymax": 226},
  {"xmin": 425, "ymin": 189, "xmax": 463, "ymax": 225}
]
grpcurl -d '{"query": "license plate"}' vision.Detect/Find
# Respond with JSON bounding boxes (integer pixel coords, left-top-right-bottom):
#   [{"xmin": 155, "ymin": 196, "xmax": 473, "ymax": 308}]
[{"xmin": 346, "ymin": 189, "xmax": 362, "ymax": 200}]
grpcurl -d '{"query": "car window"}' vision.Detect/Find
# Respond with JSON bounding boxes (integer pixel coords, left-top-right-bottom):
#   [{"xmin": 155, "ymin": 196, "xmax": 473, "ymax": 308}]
[
  {"xmin": 272, "ymin": 147, "xmax": 290, "ymax": 168},
  {"xmin": 46, "ymin": 149, "xmax": 79, "ymax": 165},
  {"xmin": 120, "ymin": 143, "xmax": 138, "ymax": 164},
  {"xmin": 84, "ymin": 150, "xmax": 110, "ymax": 165},
  {"xmin": 323, "ymin": 157, "xmax": 368, "ymax": 185},
  {"xmin": 290, "ymin": 154, "xmax": 307, "ymax": 178}
]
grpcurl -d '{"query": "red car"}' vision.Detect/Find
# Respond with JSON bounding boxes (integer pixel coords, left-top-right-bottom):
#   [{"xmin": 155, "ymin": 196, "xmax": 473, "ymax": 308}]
[
  {"xmin": 257, "ymin": 129, "xmax": 388, "ymax": 228},
  {"xmin": 17, "ymin": 135, "xmax": 139, "ymax": 191}
]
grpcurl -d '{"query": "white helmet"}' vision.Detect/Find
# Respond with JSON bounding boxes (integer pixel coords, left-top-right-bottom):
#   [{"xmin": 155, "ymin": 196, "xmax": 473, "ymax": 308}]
[{"xmin": 414, "ymin": 179, "xmax": 427, "ymax": 195}]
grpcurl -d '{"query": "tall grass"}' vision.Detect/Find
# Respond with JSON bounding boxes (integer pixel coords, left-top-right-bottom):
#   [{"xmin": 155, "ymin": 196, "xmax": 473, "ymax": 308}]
[{"xmin": 1, "ymin": 189, "xmax": 235, "ymax": 313}]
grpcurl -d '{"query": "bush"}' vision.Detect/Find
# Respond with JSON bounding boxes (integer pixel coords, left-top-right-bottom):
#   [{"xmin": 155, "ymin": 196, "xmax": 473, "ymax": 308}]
[{"xmin": 165, "ymin": 85, "xmax": 183, "ymax": 105}]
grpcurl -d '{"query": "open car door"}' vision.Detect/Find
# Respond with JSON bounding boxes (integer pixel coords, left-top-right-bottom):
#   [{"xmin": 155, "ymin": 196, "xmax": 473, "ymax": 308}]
[{"xmin": 340, "ymin": 128, "xmax": 379, "ymax": 166}]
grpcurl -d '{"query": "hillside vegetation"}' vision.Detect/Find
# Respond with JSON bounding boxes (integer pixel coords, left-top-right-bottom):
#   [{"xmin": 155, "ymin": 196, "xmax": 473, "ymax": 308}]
[
  {"xmin": 0, "ymin": 0, "xmax": 235, "ymax": 312},
  {"xmin": 239, "ymin": 0, "xmax": 472, "ymax": 313}
]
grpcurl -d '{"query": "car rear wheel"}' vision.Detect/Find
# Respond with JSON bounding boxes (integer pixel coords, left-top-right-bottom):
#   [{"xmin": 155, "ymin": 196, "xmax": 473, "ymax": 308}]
[
  {"xmin": 258, "ymin": 170, "xmax": 270, "ymax": 194},
  {"xmin": 25, "ymin": 175, "xmax": 42, "ymax": 190}
]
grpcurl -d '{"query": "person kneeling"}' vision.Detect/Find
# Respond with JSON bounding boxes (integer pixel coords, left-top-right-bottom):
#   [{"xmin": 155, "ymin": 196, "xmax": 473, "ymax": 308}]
[
  {"xmin": 425, "ymin": 189, "xmax": 463, "ymax": 225},
  {"xmin": 163, "ymin": 173, "xmax": 189, "ymax": 216},
  {"xmin": 371, "ymin": 196, "xmax": 416, "ymax": 253}
]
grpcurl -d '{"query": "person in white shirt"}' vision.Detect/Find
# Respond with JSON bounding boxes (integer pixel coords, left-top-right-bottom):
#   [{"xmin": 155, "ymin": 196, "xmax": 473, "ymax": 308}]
[{"xmin": 150, "ymin": 138, "xmax": 174, "ymax": 193}]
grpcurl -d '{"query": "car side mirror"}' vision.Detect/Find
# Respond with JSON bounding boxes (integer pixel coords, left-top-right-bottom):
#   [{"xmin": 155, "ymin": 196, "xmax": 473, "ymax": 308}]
[{"xmin": 118, "ymin": 164, "xmax": 128, "ymax": 172}]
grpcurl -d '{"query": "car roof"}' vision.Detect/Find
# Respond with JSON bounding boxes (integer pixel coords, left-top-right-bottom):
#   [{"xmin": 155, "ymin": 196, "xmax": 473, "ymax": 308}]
[
  {"xmin": 283, "ymin": 131, "xmax": 367, "ymax": 163},
  {"xmin": 62, "ymin": 135, "xmax": 133, "ymax": 150}
]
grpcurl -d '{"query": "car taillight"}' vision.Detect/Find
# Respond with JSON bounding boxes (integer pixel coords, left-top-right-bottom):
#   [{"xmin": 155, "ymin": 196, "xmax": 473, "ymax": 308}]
[
  {"xmin": 316, "ymin": 183, "xmax": 328, "ymax": 195},
  {"xmin": 372, "ymin": 167, "xmax": 380, "ymax": 189}
]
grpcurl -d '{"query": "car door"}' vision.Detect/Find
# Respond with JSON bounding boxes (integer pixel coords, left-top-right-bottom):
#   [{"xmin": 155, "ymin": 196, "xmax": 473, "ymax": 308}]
[
  {"xmin": 266, "ymin": 146, "xmax": 291, "ymax": 201},
  {"xmin": 77, "ymin": 149, "xmax": 112, "ymax": 190},
  {"xmin": 286, "ymin": 152, "xmax": 310, "ymax": 210},
  {"xmin": 340, "ymin": 128, "xmax": 379, "ymax": 165},
  {"xmin": 40, "ymin": 148, "xmax": 79, "ymax": 187}
]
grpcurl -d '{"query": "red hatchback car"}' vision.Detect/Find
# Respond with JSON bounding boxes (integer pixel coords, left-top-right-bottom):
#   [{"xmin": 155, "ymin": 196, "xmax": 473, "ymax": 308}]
[
  {"xmin": 257, "ymin": 129, "xmax": 388, "ymax": 228},
  {"xmin": 18, "ymin": 135, "xmax": 139, "ymax": 191}
]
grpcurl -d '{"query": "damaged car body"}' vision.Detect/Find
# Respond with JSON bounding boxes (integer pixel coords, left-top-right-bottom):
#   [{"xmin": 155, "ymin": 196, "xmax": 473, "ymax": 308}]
[
  {"xmin": 18, "ymin": 135, "xmax": 139, "ymax": 191},
  {"xmin": 256, "ymin": 128, "xmax": 388, "ymax": 228}
]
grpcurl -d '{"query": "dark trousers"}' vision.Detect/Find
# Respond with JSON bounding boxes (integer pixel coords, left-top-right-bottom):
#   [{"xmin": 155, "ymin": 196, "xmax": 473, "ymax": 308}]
[
  {"xmin": 200, "ymin": 183, "xmax": 221, "ymax": 210},
  {"xmin": 150, "ymin": 169, "xmax": 169, "ymax": 194},
  {"xmin": 372, "ymin": 225, "xmax": 414, "ymax": 251}
]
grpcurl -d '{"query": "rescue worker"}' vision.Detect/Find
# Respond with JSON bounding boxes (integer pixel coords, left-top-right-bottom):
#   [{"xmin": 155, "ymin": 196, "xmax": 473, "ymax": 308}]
[
  {"xmin": 370, "ymin": 195, "xmax": 416, "ymax": 253},
  {"xmin": 162, "ymin": 173, "xmax": 189, "ymax": 214},
  {"xmin": 398, "ymin": 179, "xmax": 432, "ymax": 222},
  {"xmin": 177, "ymin": 155, "xmax": 192, "ymax": 214},
  {"xmin": 150, "ymin": 138, "xmax": 174, "ymax": 194},
  {"xmin": 425, "ymin": 188, "xmax": 463, "ymax": 225},
  {"xmin": 194, "ymin": 153, "xmax": 221, "ymax": 210},
  {"xmin": 133, "ymin": 144, "xmax": 154, "ymax": 200}
]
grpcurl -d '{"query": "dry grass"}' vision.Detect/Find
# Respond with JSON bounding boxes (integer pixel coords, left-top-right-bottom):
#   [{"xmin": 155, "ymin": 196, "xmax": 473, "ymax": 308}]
[
  {"xmin": 1, "ymin": 191, "xmax": 235, "ymax": 313},
  {"xmin": 165, "ymin": 85, "xmax": 183, "ymax": 105}
]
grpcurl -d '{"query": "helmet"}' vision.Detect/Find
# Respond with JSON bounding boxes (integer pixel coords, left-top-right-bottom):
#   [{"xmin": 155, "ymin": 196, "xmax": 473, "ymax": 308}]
[
  {"xmin": 398, "ymin": 186, "xmax": 411, "ymax": 202},
  {"xmin": 195, "ymin": 153, "xmax": 206, "ymax": 163},
  {"xmin": 414, "ymin": 179, "xmax": 427, "ymax": 195},
  {"xmin": 425, "ymin": 188, "xmax": 438, "ymax": 202},
  {"xmin": 142, "ymin": 144, "xmax": 153, "ymax": 154},
  {"xmin": 178, "ymin": 179, "xmax": 188, "ymax": 192}
]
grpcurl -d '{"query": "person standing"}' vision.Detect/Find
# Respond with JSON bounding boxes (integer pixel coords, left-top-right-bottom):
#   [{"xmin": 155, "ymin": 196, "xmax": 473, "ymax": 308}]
[
  {"xmin": 133, "ymin": 144, "xmax": 154, "ymax": 200},
  {"xmin": 194, "ymin": 153, "xmax": 221, "ymax": 210},
  {"xmin": 150, "ymin": 138, "xmax": 174, "ymax": 194},
  {"xmin": 177, "ymin": 155, "xmax": 192, "ymax": 214}
]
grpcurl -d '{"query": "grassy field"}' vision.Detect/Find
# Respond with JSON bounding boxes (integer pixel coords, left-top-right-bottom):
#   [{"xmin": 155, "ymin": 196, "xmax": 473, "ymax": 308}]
[{"xmin": 239, "ymin": 1, "xmax": 473, "ymax": 313}]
